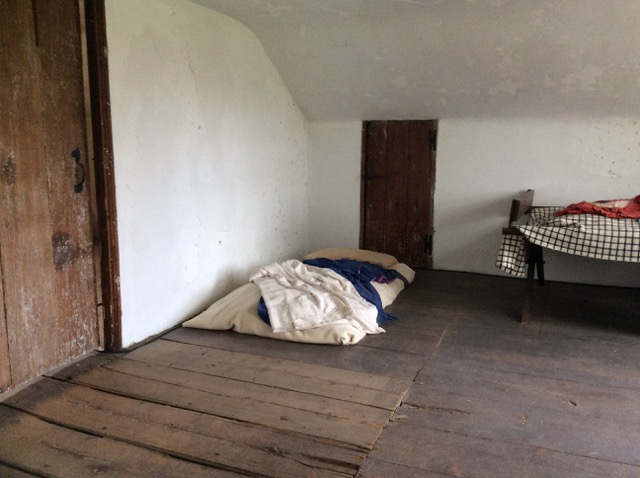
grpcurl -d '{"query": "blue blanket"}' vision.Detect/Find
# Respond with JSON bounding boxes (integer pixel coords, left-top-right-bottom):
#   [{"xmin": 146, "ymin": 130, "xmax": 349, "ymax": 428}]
[{"xmin": 258, "ymin": 259, "xmax": 403, "ymax": 326}]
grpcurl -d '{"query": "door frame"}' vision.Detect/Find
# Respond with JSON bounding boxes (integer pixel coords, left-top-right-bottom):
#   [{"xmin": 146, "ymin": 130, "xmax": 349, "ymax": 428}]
[{"xmin": 85, "ymin": 0, "xmax": 121, "ymax": 352}]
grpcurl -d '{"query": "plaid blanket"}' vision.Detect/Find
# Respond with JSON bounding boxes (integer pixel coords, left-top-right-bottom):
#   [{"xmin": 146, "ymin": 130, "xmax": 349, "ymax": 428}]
[{"xmin": 497, "ymin": 206, "xmax": 640, "ymax": 277}]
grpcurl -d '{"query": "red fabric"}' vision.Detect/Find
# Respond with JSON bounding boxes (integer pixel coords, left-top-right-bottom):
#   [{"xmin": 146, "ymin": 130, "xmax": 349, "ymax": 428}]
[{"xmin": 555, "ymin": 195, "xmax": 640, "ymax": 219}]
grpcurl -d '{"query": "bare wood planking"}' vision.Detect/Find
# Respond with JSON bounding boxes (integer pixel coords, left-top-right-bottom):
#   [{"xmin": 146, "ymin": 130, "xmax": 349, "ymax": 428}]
[
  {"xmin": 164, "ymin": 327, "xmax": 428, "ymax": 380},
  {"xmin": 127, "ymin": 339, "xmax": 412, "ymax": 408},
  {"xmin": 59, "ymin": 358, "xmax": 390, "ymax": 450},
  {"xmin": 0, "ymin": 0, "xmax": 60, "ymax": 385},
  {"xmin": 46, "ymin": 350, "xmax": 121, "ymax": 380},
  {"xmin": 0, "ymin": 406, "xmax": 239, "ymax": 478},
  {"xmin": 357, "ymin": 457, "xmax": 452, "ymax": 478},
  {"xmin": 397, "ymin": 391, "xmax": 640, "ymax": 464},
  {"xmin": 408, "ymin": 360, "xmax": 640, "ymax": 423},
  {"xmin": 6, "ymin": 378, "xmax": 360, "ymax": 477},
  {"xmin": 369, "ymin": 417, "xmax": 640, "ymax": 478},
  {"xmin": 433, "ymin": 329, "xmax": 640, "ymax": 389},
  {"xmin": 0, "ymin": 464, "xmax": 38, "ymax": 478},
  {"xmin": 94, "ymin": 357, "xmax": 393, "ymax": 425},
  {"xmin": 35, "ymin": 0, "xmax": 99, "ymax": 362},
  {"xmin": 358, "ymin": 327, "xmax": 441, "ymax": 357}
]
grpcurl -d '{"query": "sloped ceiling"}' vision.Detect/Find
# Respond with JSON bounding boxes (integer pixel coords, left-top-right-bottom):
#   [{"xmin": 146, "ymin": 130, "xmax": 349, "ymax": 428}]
[{"xmin": 191, "ymin": 0, "xmax": 640, "ymax": 121}]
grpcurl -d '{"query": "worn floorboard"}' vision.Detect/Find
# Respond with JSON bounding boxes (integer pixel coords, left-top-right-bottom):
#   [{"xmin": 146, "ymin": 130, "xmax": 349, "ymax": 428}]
[{"xmin": 1, "ymin": 270, "xmax": 639, "ymax": 477}]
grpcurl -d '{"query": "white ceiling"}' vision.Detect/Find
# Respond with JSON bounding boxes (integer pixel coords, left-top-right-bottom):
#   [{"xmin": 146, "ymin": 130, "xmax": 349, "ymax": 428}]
[{"xmin": 191, "ymin": 0, "xmax": 640, "ymax": 121}]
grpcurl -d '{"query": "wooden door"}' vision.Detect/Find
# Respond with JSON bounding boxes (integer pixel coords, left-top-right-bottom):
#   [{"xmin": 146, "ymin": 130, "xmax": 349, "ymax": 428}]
[
  {"xmin": 361, "ymin": 120, "xmax": 437, "ymax": 268},
  {"xmin": 0, "ymin": 0, "xmax": 99, "ymax": 392}
]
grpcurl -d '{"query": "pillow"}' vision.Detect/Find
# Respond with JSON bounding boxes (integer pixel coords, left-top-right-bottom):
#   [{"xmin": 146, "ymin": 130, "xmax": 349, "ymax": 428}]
[
  {"xmin": 303, "ymin": 247, "xmax": 398, "ymax": 268},
  {"xmin": 182, "ymin": 283, "xmax": 367, "ymax": 345},
  {"xmin": 182, "ymin": 250, "xmax": 415, "ymax": 346}
]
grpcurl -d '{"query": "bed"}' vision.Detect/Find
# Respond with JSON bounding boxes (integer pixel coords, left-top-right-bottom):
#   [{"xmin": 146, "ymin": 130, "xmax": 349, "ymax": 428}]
[
  {"xmin": 497, "ymin": 190, "xmax": 640, "ymax": 322},
  {"xmin": 182, "ymin": 248, "xmax": 416, "ymax": 345}
]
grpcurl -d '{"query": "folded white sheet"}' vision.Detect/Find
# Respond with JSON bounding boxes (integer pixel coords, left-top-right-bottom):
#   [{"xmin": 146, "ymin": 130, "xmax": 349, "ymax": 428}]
[{"xmin": 250, "ymin": 259, "xmax": 383, "ymax": 334}]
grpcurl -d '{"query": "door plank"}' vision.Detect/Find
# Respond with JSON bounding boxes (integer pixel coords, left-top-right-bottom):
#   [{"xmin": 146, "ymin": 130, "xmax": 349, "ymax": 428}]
[
  {"xmin": 6, "ymin": 378, "xmax": 361, "ymax": 477},
  {"xmin": 0, "ymin": 406, "xmax": 238, "ymax": 477},
  {"xmin": 62, "ymin": 358, "xmax": 391, "ymax": 450},
  {"xmin": 0, "ymin": 0, "xmax": 61, "ymax": 385},
  {"xmin": 35, "ymin": 0, "xmax": 99, "ymax": 361},
  {"xmin": 363, "ymin": 121, "xmax": 388, "ymax": 253},
  {"xmin": 127, "ymin": 339, "xmax": 411, "ymax": 407},
  {"xmin": 382, "ymin": 121, "xmax": 410, "ymax": 262},
  {"xmin": 404, "ymin": 121, "xmax": 434, "ymax": 268}
]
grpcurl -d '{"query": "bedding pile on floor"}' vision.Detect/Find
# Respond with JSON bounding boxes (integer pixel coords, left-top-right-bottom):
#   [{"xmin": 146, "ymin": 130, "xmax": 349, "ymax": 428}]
[{"xmin": 182, "ymin": 248, "xmax": 415, "ymax": 345}]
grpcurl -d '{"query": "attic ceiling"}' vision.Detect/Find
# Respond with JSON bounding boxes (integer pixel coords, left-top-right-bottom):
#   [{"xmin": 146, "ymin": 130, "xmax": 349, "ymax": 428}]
[{"xmin": 191, "ymin": 0, "xmax": 640, "ymax": 121}]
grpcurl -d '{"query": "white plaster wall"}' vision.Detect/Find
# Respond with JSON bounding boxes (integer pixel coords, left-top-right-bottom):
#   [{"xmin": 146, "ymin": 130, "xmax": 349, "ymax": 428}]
[
  {"xmin": 307, "ymin": 122, "xmax": 362, "ymax": 252},
  {"xmin": 106, "ymin": 0, "xmax": 308, "ymax": 348},
  {"xmin": 306, "ymin": 118, "xmax": 640, "ymax": 288},
  {"xmin": 434, "ymin": 117, "xmax": 640, "ymax": 287}
]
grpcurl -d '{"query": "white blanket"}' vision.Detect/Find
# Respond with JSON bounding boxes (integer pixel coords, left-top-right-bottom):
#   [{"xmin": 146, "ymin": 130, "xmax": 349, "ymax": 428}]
[{"xmin": 250, "ymin": 259, "xmax": 384, "ymax": 335}]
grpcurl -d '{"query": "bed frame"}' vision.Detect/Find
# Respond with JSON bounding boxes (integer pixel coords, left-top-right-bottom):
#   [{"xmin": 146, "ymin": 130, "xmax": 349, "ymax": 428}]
[{"xmin": 502, "ymin": 189, "xmax": 545, "ymax": 323}]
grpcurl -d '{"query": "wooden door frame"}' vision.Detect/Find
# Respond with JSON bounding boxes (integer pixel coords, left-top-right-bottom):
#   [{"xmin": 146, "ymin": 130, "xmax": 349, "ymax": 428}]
[{"xmin": 85, "ymin": 0, "xmax": 122, "ymax": 352}]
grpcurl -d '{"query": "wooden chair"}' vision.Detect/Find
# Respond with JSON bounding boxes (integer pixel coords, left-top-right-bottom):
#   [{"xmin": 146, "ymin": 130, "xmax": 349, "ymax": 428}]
[{"xmin": 502, "ymin": 189, "xmax": 545, "ymax": 323}]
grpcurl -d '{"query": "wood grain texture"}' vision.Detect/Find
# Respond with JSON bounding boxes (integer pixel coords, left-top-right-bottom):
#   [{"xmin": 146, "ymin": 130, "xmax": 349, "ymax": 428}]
[
  {"xmin": 1, "ymin": 271, "xmax": 639, "ymax": 476},
  {"xmin": 125, "ymin": 339, "xmax": 411, "ymax": 408},
  {"xmin": 164, "ymin": 326, "xmax": 428, "ymax": 380},
  {"xmin": 61, "ymin": 360, "xmax": 391, "ymax": 450},
  {"xmin": 0, "ymin": 463, "xmax": 39, "ymax": 478},
  {"xmin": 35, "ymin": 0, "xmax": 99, "ymax": 362},
  {"xmin": 0, "ymin": 0, "xmax": 60, "ymax": 385},
  {"xmin": 84, "ymin": 0, "xmax": 122, "ymax": 352},
  {"xmin": 0, "ymin": 0, "xmax": 98, "ymax": 390},
  {"xmin": 0, "ymin": 406, "xmax": 239, "ymax": 477},
  {"xmin": 361, "ymin": 120, "xmax": 436, "ymax": 267},
  {"xmin": 404, "ymin": 120, "xmax": 436, "ymax": 268},
  {"xmin": 0, "ymin": 277, "xmax": 9, "ymax": 392},
  {"xmin": 7, "ymin": 378, "xmax": 361, "ymax": 477},
  {"xmin": 362, "ymin": 121, "xmax": 388, "ymax": 254},
  {"xmin": 383, "ymin": 121, "xmax": 410, "ymax": 262}
]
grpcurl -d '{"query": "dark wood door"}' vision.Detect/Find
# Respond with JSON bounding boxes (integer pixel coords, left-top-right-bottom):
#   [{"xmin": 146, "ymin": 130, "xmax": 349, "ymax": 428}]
[
  {"xmin": 361, "ymin": 120, "xmax": 437, "ymax": 268},
  {"xmin": 0, "ymin": 0, "xmax": 99, "ymax": 392}
]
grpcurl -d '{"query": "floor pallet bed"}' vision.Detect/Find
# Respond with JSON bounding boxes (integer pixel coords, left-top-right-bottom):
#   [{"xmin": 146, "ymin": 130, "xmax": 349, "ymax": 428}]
[{"xmin": 1, "ymin": 270, "xmax": 639, "ymax": 477}]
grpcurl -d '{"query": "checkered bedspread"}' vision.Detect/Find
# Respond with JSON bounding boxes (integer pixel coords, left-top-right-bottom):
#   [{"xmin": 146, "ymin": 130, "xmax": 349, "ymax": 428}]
[{"xmin": 497, "ymin": 206, "xmax": 640, "ymax": 277}]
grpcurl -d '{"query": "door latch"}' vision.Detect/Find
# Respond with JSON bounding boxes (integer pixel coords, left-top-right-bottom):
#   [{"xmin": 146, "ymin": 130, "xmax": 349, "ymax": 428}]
[
  {"xmin": 425, "ymin": 234, "xmax": 433, "ymax": 255},
  {"xmin": 71, "ymin": 148, "xmax": 85, "ymax": 193}
]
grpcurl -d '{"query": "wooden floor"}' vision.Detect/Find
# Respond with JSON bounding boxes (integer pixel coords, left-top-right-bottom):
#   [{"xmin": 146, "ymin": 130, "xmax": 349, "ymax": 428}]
[{"xmin": 1, "ymin": 271, "xmax": 640, "ymax": 477}]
